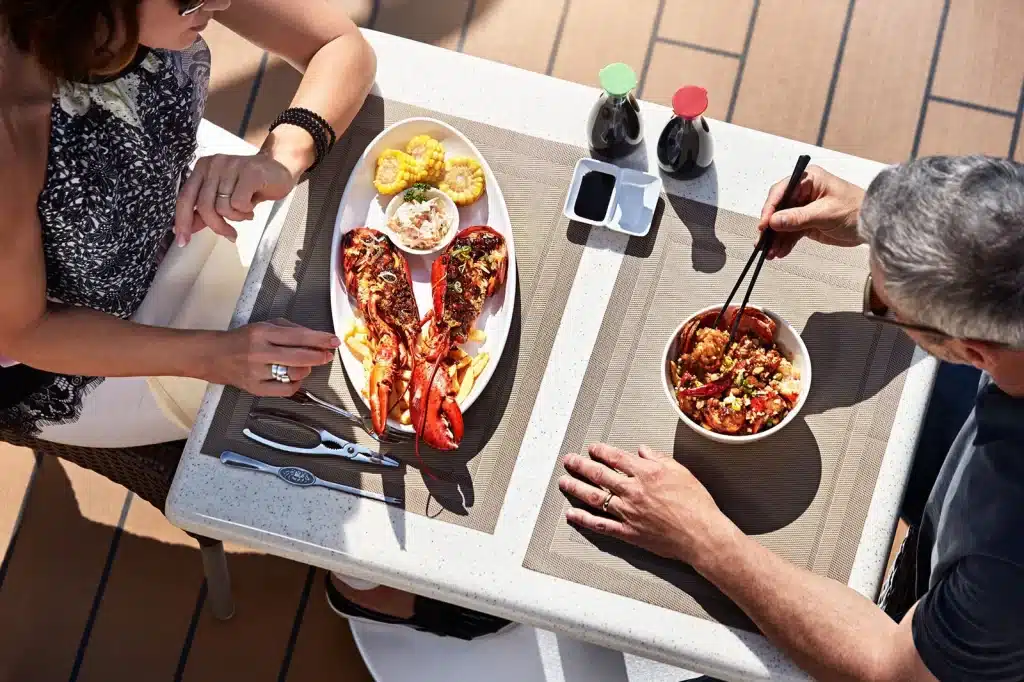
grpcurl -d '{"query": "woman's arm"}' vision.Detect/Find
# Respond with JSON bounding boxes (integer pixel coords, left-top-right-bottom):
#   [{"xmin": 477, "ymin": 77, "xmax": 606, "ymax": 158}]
[
  {"xmin": 173, "ymin": 0, "xmax": 375, "ymax": 244},
  {"xmin": 218, "ymin": 0, "xmax": 377, "ymax": 179},
  {"xmin": 0, "ymin": 63, "xmax": 335, "ymax": 396}
]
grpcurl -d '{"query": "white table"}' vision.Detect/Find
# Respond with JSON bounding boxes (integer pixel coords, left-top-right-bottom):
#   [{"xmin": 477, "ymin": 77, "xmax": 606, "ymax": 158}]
[{"xmin": 167, "ymin": 29, "xmax": 938, "ymax": 682}]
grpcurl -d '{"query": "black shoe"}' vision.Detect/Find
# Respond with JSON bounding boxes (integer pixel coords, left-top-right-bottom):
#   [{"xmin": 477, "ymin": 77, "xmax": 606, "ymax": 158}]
[{"xmin": 325, "ymin": 573, "xmax": 515, "ymax": 641}]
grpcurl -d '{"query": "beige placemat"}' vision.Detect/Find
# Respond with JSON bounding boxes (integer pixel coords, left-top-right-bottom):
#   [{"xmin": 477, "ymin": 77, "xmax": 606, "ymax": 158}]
[
  {"xmin": 201, "ymin": 96, "xmax": 590, "ymax": 533},
  {"xmin": 525, "ymin": 197, "xmax": 917, "ymax": 631}
]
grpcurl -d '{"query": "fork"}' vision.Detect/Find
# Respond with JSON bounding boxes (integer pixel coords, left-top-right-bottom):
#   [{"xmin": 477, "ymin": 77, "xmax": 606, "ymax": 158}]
[{"xmin": 286, "ymin": 390, "xmax": 413, "ymax": 443}]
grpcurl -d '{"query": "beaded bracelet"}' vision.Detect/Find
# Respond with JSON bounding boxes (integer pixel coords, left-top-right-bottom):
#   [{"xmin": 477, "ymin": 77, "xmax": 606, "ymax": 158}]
[{"xmin": 268, "ymin": 107, "xmax": 337, "ymax": 173}]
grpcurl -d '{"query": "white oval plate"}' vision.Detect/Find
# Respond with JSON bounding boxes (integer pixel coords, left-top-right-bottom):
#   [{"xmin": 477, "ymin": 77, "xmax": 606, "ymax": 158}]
[{"xmin": 329, "ymin": 117, "xmax": 518, "ymax": 433}]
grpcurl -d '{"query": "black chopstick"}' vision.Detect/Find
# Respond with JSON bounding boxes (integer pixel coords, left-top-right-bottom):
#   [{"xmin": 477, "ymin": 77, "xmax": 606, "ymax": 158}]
[{"xmin": 715, "ymin": 154, "xmax": 812, "ymax": 348}]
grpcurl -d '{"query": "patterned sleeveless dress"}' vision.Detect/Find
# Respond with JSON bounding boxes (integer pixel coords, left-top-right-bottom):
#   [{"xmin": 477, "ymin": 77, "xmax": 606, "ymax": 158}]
[{"xmin": 0, "ymin": 39, "xmax": 212, "ymax": 435}]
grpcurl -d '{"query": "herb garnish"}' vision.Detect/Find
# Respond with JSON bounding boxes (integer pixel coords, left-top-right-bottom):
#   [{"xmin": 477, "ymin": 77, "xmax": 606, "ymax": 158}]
[{"xmin": 404, "ymin": 183, "xmax": 433, "ymax": 203}]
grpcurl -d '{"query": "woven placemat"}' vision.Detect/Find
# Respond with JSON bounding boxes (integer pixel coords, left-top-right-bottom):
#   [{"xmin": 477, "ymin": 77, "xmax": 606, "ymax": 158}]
[
  {"xmin": 525, "ymin": 197, "xmax": 916, "ymax": 630},
  {"xmin": 200, "ymin": 96, "xmax": 590, "ymax": 533}
]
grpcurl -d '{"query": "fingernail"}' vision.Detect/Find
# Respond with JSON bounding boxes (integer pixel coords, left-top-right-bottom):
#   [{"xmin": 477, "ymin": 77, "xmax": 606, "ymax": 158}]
[
  {"xmin": 564, "ymin": 454, "xmax": 576, "ymax": 467},
  {"xmin": 330, "ymin": 336, "xmax": 341, "ymax": 346},
  {"xmin": 176, "ymin": 234, "xmax": 187, "ymax": 247}
]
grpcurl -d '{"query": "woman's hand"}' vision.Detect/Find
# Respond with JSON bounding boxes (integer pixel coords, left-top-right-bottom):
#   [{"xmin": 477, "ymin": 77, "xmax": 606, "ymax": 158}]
[
  {"xmin": 759, "ymin": 165, "xmax": 866, "ymax": 260},
  {"xmin": 206, "ymin": 318, "xmax": 339, "ymax": 397},
  {"xmin": 174, "ymin": 152, "xmax": 297, "ymax": 247},
  {"xmin": 558, "ymin": 443, "xmax": 736, "ymax": 567}
]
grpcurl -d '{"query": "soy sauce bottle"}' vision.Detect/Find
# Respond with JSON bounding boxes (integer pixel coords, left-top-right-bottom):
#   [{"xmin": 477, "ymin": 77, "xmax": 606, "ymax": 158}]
[
  {"xmin": 588, "ymin": 63, "xmax": 644, "ymax": 160},
  {"xmin": 657, "ymin": 85, "xmax": 714, "ymax": 178}
]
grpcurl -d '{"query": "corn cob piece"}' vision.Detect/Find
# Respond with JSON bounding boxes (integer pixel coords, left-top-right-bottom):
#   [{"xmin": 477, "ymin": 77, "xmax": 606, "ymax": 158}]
[
  {"xmin": 405, "ymin": 135, "xmax": 446, "ymax": 184},
  {"xmin": 439, "ymin": 157, "xmax": 485, "ymax": 206},
  {"xmin": 374, "ymin": 150, "xmax": 420, "ymax": 195}
]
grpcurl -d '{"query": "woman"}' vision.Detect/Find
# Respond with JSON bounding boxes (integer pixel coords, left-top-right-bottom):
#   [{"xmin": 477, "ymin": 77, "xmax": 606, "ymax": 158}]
[{"xmin": 0, "ymin": 0, "xmax": 508, "ymax": 639}]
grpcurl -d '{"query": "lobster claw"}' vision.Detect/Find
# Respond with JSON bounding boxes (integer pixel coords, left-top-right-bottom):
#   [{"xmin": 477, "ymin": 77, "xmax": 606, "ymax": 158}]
[
  {"xmin": 367, "ymin": 331, "xmax": 400, "ymax": 436},
  {"xmin": 409, "ymin": 352, "xmax": 465, "ymax": 451}
]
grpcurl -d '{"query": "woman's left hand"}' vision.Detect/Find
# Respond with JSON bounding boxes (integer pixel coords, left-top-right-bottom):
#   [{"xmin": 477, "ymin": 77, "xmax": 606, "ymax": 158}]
[
  {"xmin": 174, "ymin": 152, "xmax": 297, "ymax": 246},
  {"xmin": 558, "ymin": 443, "xmax": 735, "ymax": 565}
]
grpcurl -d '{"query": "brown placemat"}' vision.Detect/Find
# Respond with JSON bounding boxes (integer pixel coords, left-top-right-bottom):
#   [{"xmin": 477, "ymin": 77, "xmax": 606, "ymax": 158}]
[
  {"xmin": 525, "ymin": 197, "xmax": 917, "ymax": 631},
  {"xmin": 201, "ymin": 96, "xmax": 591, "ymax": 533}
]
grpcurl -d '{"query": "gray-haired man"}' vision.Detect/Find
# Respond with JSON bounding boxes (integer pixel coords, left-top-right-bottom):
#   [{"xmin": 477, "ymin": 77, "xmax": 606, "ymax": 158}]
[{"xmin": 559, "ymin": 156, "xmax": 1024, "ymax": 681}]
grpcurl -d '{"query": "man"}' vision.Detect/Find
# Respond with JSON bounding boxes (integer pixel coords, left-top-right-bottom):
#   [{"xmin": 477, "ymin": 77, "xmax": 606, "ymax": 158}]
[{"xmin": 559, "ymin": 155, "xmax": 1024, "ymax": 681}]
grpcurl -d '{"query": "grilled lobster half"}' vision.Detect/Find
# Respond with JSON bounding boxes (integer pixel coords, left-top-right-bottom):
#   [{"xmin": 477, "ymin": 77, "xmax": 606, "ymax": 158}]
[
  {"xmin": 340, "ymin": 228, "xmax": 421, "ymax": 436},
  {"xmin": 410, "ymin": 226, "xmax": 509, "ymax": 450}
]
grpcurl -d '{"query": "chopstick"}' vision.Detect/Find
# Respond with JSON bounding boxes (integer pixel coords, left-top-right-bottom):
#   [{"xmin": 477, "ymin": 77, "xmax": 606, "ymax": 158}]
[{"xmin": 714, "ymin": 154, "xmax": 812, "ymax": 348}]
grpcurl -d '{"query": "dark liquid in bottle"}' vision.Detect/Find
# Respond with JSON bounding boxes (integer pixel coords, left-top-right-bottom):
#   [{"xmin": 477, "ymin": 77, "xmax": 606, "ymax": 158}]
[
  {"xmin": 574, "ymin": 170, "xmax": 616, "ymax": 221},
  {"xmin": 657, "ymin": 116, "xmax": 710, "ymax": 179},
  {"xmin": 588, "ymin": 93, "xmax": 644, "ymax": 160}
]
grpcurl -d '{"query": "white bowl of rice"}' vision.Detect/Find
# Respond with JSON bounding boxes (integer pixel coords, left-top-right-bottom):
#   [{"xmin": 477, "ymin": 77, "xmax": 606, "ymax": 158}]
[{"xmin": 383, "ymin": 185, "xmax": 460, "ymax": 256}]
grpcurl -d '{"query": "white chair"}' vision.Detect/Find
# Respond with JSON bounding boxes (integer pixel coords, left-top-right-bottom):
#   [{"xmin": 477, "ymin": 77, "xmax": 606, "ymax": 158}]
[{"xmin": 349, "ymin": 621, "xmax": 708, "ymax": 682}]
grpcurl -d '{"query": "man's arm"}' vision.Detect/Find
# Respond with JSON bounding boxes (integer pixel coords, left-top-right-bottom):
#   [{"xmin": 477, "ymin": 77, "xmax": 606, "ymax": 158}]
[
  {"xmin": 700, "ymin": 523, "xmax": 936, "ymax": 682},
  {"xmin": 558, "ymin": 445, "xmax": 938, "ymax": 682}
]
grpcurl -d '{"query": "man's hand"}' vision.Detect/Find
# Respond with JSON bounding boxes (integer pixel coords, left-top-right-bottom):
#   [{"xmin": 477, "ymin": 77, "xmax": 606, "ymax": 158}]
[
  {"xmin": 558, "ymin": 443, "xmax": 735, "ymax": 566},
  {"xmin": 759, "ymin": 164, "xmax": 866, "ymax": 260}
]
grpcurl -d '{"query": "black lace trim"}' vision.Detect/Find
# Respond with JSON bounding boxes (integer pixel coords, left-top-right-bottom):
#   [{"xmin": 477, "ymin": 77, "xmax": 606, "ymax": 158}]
[{"xmin": 0, "ymin": 368, "xmax": 104, "ymax": 437}]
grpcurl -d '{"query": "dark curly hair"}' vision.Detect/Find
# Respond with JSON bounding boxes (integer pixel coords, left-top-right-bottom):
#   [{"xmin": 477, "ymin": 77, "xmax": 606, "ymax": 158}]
[{"xmin": 2, "ymin": 0, "xmax": 144, "ymax": 82}]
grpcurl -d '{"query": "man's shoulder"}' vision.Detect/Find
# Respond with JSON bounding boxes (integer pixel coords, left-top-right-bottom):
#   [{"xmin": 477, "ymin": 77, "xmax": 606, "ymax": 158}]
[{"xmin": 975, "ymin": 375, "xmax": 1024, "ymax": 443}]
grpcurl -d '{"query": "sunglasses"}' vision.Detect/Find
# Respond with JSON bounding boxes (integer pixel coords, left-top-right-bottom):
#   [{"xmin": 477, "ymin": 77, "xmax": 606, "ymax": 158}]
[
  {"xmin": 862, "ymin": 273, "xmax": 952, "ymax": 338},
  {"xmin": 179, "ymin": 0, "xmax": 205, "ymax": 16}
]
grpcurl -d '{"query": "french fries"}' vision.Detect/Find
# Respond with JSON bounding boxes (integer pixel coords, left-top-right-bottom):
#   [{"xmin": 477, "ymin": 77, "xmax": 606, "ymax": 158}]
[{"xmin": 342, "ymin": 317, "xmax": 492, "ymax": 411}]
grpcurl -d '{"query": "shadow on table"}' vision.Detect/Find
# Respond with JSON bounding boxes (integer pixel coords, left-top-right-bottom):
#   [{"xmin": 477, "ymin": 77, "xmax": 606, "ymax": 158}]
[
  {"xmin": 799, "ymin": 311, "xmax": 922, "ymax": 418},
  {"xmin": 418, "ymin": 277, "xmax": 523, "ymax": 516},
  {"xmin": 665, "ymin": 165, "xmax": 724, "ymax": 275},
  {"xmin": 570, "ymin": 515, "xmax": 759, "ymax": 632},
  {"xmin": 671, "ymin": 417, "xmax": 821, "ymax": 536}
]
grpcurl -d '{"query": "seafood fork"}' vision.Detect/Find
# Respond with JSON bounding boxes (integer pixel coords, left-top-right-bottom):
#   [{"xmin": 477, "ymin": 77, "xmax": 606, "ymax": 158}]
[{"xmin": 286, "ymin": 390, "xmax": 413, "ymax": 443}]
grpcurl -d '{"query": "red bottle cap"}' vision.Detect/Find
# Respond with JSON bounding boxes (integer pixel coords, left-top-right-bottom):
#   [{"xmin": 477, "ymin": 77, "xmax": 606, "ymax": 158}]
[{"xmin": 672, "ymin": 86, "xmax": 709, "ymax": 119}]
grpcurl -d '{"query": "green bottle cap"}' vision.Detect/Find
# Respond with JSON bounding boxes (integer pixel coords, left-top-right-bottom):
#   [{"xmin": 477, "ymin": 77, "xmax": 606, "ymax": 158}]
[{"xmin": 599, "ymin": 63, "xmax": 637, "ymax": 97}]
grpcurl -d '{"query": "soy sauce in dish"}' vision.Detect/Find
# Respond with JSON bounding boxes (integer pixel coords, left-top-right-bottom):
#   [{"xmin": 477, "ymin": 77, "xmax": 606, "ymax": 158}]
[{"xmin": 574, "ymin": 170, "xmax": 616, "ymax": 221}]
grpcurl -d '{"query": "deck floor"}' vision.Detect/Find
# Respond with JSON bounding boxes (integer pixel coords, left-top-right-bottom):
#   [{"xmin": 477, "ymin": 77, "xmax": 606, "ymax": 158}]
[{"xmin": 2, "ymin": 1, "xmax": 1021, "ymax": 679}]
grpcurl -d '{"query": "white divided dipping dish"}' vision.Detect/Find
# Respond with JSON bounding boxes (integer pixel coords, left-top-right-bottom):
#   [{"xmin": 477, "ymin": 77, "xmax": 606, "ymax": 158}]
[{"xmin": 562, "ymin": 158, "xmax": 663, "ymax": 237}]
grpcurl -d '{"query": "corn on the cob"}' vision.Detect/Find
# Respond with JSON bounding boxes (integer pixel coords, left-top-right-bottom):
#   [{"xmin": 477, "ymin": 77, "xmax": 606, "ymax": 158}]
[
  {"xmin": 439, "ymin": 157, "xmax": 485, "ymax": 206},
  {"xmin": 374, "ymin": 150, "xmax": 419, "ymax": 195},
  {"xmin": 405, "ymin": 135, "xmax": 446, "ymax": 184}
]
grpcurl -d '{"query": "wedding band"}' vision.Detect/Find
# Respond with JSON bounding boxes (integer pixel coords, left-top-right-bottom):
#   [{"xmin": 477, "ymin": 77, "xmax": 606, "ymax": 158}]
[
  {"xmin": 270, "ymin": 363, "xmax": 291, "ymax": 383},
  {"xmin": 216, "ymin": 192, "xmax": 232, "ymax": 198},
  {"xmin": 601, "ymin": 491, "xmax": 615, "ymax": 513}
]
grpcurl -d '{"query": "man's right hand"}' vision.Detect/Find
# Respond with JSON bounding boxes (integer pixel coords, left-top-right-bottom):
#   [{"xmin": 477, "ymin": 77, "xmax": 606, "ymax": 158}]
[{"xmin": 758, "ymin": 165, "xmax": 866, "ymax": 260}]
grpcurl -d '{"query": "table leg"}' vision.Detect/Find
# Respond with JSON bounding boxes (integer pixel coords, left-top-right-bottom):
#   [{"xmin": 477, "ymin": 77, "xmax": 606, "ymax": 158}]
[{"xmin": 200, "ymin": 540, "xmax": 235, "ymax": 620}]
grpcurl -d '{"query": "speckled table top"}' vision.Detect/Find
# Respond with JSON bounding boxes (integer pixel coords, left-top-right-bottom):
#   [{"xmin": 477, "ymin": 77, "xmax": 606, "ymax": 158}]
[{"xmin": 167, "ymin": 29, "xmax": 938, "ymax": 682}]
